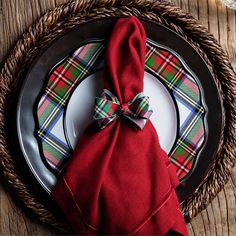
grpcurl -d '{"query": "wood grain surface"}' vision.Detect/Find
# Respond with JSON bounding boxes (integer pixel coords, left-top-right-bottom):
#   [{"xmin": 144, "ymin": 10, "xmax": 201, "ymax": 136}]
[{"xmin": 0, "ymin": 0, "xmax": 235, "ymax": 235}]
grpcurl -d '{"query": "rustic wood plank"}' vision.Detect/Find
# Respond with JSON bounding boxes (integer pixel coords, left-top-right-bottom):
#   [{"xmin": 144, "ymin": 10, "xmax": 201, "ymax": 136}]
[
  {"xmin": 198, "ymin": 0, "xmax": 210, "ymax": 28},
  {"xmin": 217, "ymin": 1, "xmax": 230, "ymax": 54},
  {"xmin": 0, "ymin": 1, "xmax": 68, "ymax": 235},
  {"xmin": 211, "ymin": 195, "xmax": 223, "ymax": 235},
  {"xmin": 188, "ymin": 0, "xmax": 199, "ymax": 20},
  {"xmin": 172, "ymin": 1, "xmax": 236, "ymax": 236},
  {"xmin": 0, "ymin": 179, "xmax": 55, "ymax": 236},
  {"xmin": 226, "ymin": 7, "xmax": 236, "ymax": 68},
  {"xmin": 0, "ymin": 0, "xmax": 235, "ymax": 235}
]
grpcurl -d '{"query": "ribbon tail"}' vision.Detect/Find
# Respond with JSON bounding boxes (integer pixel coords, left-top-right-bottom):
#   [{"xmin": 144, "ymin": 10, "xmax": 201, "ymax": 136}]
[
  {"xmin": 94, "ymin": 115, "xmax": 118, "ymax": 129},
  {"xmin": 123, "ymin": 116, "xmax": 146, "ymax": 130}
]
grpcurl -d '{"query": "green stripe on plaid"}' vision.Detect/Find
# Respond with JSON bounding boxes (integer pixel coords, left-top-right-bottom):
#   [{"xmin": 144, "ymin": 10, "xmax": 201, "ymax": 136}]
[{"xmin": 36, "ymin": 39, "xmax": 206, "ymax": 179}]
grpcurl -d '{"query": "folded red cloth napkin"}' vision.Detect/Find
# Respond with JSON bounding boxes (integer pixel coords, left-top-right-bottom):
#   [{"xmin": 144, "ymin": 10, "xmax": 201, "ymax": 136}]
[{"xmin": 52, "ymin": 16, "xmax": 188, "ymax": 235}]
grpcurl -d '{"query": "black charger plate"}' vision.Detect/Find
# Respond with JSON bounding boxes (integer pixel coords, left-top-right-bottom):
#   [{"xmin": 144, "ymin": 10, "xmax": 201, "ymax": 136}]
[{"xmin": 14, "ymin": 18, "xmax": 223, "ymax": 203}]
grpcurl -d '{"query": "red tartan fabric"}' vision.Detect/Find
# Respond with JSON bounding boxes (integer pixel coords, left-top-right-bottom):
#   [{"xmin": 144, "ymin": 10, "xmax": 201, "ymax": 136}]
[{"xmin": 52, "ymin": 17, "xmax": 187, "ymax": 235}]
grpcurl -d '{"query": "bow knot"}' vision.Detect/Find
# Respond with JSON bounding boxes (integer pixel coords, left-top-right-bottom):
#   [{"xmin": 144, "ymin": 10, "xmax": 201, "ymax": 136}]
[{"xmin": 94, "ymin": 89, "xmax": 153, "ymax": 130}]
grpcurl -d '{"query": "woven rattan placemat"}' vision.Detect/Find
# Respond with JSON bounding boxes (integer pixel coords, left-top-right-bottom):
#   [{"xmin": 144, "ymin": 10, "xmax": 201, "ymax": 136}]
[{"xmin": 0, "ymin": 0, "xmax": 235, "ymax": 232}]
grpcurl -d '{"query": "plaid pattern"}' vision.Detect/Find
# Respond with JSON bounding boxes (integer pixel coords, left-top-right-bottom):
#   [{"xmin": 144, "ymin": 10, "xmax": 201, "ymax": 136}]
[
  {"xmin": 145, "ymin": 39, "xmax": 206, "ymax": 178},
  {"xmin": 36, "ymin": 39, "xmax": 206, "ymax": 179},
  {"xmin": 37, "ymin": 42, "xmax": 105, "ymax": 171},
  {"xmin": 94, "ymin": 89, "xmax": 153, "ymax": 130}
]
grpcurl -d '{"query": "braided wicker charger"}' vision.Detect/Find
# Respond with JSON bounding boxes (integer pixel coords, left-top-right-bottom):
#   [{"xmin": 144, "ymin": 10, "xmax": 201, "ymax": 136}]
[{"xmin": 0, "ymin": 0, "xmax": 235, "ymax": 232}]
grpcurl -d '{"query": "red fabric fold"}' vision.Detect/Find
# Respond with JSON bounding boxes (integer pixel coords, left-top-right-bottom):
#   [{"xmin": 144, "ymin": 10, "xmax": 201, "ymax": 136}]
[{"xmin": 52, "ymin": 16, "xmax": 187, "ymax": 235}]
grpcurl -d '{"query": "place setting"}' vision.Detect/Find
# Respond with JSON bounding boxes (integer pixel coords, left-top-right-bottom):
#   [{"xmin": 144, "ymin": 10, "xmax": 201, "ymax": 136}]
[{"xmin": 0, "ymin": 0, "xmax": 235, "ymax": 234}]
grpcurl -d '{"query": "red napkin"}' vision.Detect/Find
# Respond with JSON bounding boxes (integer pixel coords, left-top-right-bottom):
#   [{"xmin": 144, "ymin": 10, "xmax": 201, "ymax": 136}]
[{"xmin": 52, "ymin": 16, "xmax": 188, "ymax": 235}]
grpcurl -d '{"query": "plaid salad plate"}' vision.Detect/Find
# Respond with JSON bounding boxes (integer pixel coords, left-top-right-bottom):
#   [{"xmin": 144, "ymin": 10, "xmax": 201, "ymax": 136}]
[{"xmin": 37, "ymin": 39, "xmax": 206, "ymax": 180}]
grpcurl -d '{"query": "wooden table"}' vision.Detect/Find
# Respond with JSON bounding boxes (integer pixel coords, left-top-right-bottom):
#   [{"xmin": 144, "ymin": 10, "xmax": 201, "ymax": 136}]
[{"xmin": 0, "ymin": 0, "xmax": 235, "ymax": 235}]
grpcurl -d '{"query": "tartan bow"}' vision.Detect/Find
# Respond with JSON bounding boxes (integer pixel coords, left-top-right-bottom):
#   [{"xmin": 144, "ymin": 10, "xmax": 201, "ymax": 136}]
[{"xmin": 94, "ymin": 89, "xmax": 153, "ymax": 130}]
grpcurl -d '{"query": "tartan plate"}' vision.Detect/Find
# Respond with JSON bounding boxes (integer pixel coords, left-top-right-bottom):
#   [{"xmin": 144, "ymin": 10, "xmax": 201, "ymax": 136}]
[{"xmin": 37, "ymin": 39, "xmax": 206, "ymax": 180}]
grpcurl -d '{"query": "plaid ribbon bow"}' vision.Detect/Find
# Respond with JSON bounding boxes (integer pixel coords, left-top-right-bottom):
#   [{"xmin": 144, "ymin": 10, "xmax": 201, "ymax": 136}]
[{"xmin": 94, "ymin": 89, "xmax": 153, "ymax": 130}]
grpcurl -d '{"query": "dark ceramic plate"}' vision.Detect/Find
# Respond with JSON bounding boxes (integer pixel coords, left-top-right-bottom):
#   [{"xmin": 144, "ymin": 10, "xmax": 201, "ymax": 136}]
[{"xmin": 14, "ymin": 18, "xmax": 222, "ymax": 203}]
